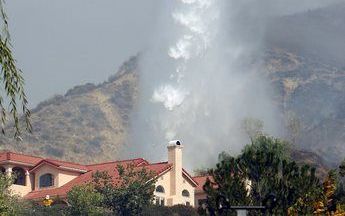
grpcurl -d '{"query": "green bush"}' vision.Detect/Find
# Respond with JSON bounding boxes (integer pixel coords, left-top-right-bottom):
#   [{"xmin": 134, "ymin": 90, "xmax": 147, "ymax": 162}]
[
  {"xmin": 23, "ymin": 204, "xmax": 67, "ymax": 216},
  {"xmin": 142, "ymin": 205, "xmax": 198, "ymax": 216},
  {"xmin": 142, "ymin": 205, "xmax": 173, "ymax": 216},
  {"xmin": 67, "ymin": 184, "xmax": 106, "ymax": 216},
  {"xmin": 170, "ymin": 204, "xmax": 199, "ymax": 216}
]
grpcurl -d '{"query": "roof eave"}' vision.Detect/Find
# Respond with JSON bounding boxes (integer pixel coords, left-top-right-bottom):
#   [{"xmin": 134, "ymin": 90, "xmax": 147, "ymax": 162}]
[
  {"xmin": 0, "ymin": 160, "xmax": 35, "ymax": 167},
  {"xmin": 30, "ymin": 160, "xmax": 87, "ymax": 173},
  {"xmin": 182, "ymin": 170, "xmax": 199, "ymax": 187}
]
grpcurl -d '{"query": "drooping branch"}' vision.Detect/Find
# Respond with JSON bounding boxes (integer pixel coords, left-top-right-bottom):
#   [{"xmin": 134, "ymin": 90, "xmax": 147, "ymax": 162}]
[{"xmin": 0, "ymin": 0, "xmax": 31, "ymax": 138}]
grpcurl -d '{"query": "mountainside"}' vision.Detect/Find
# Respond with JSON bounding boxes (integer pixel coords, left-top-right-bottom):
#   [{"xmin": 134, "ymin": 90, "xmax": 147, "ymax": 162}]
[
  {"xmin": 264, "ymin": 2, "xmax": 345, "ymax": 166},
  {"xmin": 0, "ymin": 57, "xmax": 138, "ymax": 163},
  {"xmin": 0, "ymin": 4, "xmax": 344, "ymax": 170},
  {"xmin": 265, "ymin": 48, "xmax": 345, "ymax": 166},
  {"xmin": 0, "ymin": 48, "xmax": 342, "ymax": 170}
]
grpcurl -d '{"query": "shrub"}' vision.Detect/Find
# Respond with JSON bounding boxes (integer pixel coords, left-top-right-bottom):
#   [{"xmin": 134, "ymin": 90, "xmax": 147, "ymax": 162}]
[
  {"xmin": 67, "ymin": 184, "xmax": 105, "ymax": 216},
  {"xmin": 142, "ymin": 205, "xmax": 199, "ymax": 216}
]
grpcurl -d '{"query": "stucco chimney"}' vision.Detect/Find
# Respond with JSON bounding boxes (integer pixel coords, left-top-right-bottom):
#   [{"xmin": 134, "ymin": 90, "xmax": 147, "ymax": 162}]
[{"xmin": 168, "ymin": 140, "xmax": 183, "ymax": 197}]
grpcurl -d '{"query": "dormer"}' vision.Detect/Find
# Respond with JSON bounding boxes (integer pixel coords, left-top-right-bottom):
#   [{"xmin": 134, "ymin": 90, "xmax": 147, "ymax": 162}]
[{"xmin": 30, "ymin": 159, "xmax": 87, "ymax": 190}]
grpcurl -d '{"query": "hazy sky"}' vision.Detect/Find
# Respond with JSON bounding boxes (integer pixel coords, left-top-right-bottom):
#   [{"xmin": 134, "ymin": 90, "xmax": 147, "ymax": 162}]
[
  {"xmin": 5, "ymin": 0, "xmax": 344, "ymax": 107},
  {"xmin": 7, "ymin": 0, "xmax": 161, "ymax": 107}
]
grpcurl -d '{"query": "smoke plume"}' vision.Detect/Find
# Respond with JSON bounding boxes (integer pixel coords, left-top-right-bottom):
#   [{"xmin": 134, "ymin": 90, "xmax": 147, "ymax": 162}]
[{"xmin": 128, "ymin": 0, "xmax": 342, "ymax": 170}]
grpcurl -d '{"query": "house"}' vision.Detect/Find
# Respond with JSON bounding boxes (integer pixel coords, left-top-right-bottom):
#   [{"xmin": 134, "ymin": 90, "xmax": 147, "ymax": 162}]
[
  {"xmin": 193, "ymin": 175, "xmax": 211, "ymax": 207},
  {"xmin": 0, "ymin": 140, "xmax": 209, "ymax": 207}
]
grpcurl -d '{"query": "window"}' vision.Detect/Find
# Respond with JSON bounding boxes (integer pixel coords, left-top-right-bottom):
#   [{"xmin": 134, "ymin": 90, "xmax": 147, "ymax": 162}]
[
  {"xmin": 155, "ymin": 185, "xmax": 165, "ymax": 193},
  {"xmin": 155, "ymin": 197, "xmax": 165, "ymax": 206},
  {"xmin": 13, "ymin": 167, "xmax": 25, "ymax": 186},
  {"xmin": 160, "ymin": 198, "xmax": 165, "ymax": 206},
  {"xmin": 39, "ymin": 173, "xmax": 54, "ymax": 188},
  {"xmin": 182, "ymin": 189, "xmax": 190, "ymax": 197}
]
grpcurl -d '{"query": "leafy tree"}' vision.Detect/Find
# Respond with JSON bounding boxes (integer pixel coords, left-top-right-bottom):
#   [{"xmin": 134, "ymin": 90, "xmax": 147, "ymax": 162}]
[
  {"xmin": 0, "ymin": 173, "xmax": 27, "ymax": 215},
  {"xmin": 0, "ymin": 0, "xmax": 31, "ymax": 137},
  {"xmin": 92, "ymin": 163, "xmax": 156, "ymax": 215},
  {"xmin": 203, "ymin": 153, "xmax": 250, "ymax": 216},
  {"xmin": 204, "ymin": 135, "xmax": 322, "ymax": 215},
  {"xmin": 282, "ymin": 162, "xmax": 323, "ymax": 215},
  {"xmin": 241, "ymin": 136, "xmax": 322, "ymax": 215},
  {"xmin": 66, "ymin": 184, "xmax": 106, "ymax": 216}
]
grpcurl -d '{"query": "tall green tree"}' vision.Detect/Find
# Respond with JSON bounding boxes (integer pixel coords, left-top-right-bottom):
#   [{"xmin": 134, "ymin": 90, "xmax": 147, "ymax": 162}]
[
  {"xmin": 241, "ymin": 136, "xmax": 322, "ymax": 215},
  {"xmin": 0, "ymin": 0, "xmax": 31, "ymax": 138},
  {"xmin": 204, "ymin": 135, "xmax": 322, "ymax": 215},
  {"xmin": 203, "ymin": 153, "xmax": 250, "ymax": 216}
]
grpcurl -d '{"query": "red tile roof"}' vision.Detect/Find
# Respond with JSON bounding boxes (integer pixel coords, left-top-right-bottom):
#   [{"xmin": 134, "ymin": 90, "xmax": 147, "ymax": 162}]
[
  {"xmin": 0, "ymin": 151, "xmax": 43, "ymax": 166},
  {"xmin": 193, "ymin": 175, "xmax": 213, "ymax": 192},
  {"xmin": 142, "ymin": 162, "xmax": 172, "ymax": 176},
  {"xmin": 86, "ymin": 158, "xmax": 148, "ymax": 170},
  {"xmin": 24, "ymin": 160, "xmax": 173, "ymax": 200},
  {"xmin": 0, "ymin": 151, "xmax": 89, "ymax": 172}
]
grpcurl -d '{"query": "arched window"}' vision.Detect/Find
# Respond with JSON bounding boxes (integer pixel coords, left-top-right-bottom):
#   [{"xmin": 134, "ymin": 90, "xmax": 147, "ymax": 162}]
[
  {"xmin": 39, "ymin": 173, "xmax": 54, "ymax": 188},
  {"xmin": 155, "ymin": 185, "xmax": 165, "ymax": 193},
  {"xmin": 13, "ymin": 167, "xmax": 25, "ymax": 186},
  {"xmin": 182, "ymin": 189, "xmax": 190, "ymax": 197}
]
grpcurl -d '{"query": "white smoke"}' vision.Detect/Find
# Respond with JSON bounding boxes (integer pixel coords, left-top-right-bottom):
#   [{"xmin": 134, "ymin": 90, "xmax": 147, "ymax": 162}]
[
  {"xmin": 152, "ymin": 85, "xmax": 188, "ymax": 111},
  {"xmin": 129, "ymin": 0, "xmax": 284, "ymax": 169},
  {"xmin": 151, "ymin": 0, "xmax": 218, "ymax": 122}
]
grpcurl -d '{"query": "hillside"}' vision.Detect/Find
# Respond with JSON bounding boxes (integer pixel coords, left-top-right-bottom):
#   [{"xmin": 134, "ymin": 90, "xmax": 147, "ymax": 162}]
[
  {"xmin": 0, "ymin": 48, "xmax": 341, "ymax": 171},
  {"xmin": 264, "ymin": 48, "xmax": 345, "ymax": 166},
  {"xmin": 0, "ymin": 56, "xmax": 138, "ymax": 163},
  {"xmin": 0, "ymin": 4, "xmax": 344, "ymax": 169}
]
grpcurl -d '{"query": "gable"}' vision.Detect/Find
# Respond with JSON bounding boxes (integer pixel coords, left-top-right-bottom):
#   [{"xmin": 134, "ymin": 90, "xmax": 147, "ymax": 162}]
[
  {"xmin": 31, "ymin": 161, "xmax": 60, "ymax": 174},
  {"xmin": 30, "ymin": 159, "xmax": 87, "ymax": 174}
]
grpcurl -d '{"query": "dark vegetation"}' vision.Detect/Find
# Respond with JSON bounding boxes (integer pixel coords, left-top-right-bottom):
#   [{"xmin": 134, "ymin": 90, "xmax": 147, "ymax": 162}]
[{"xmin": 200, "ymin": 135, "xmax": 345, "ymax": 215}]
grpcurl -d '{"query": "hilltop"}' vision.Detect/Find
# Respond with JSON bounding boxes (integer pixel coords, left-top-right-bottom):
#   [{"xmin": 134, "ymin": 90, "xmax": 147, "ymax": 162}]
[{"xmin": 0, "ymin": 56, "xmax": 138, "ymax": 163}]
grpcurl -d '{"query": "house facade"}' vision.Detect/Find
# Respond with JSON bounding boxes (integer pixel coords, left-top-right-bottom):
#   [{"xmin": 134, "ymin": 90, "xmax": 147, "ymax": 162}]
[{"xmin": 0, "ymin": 140, "xmax": 208, "ymax": 207}]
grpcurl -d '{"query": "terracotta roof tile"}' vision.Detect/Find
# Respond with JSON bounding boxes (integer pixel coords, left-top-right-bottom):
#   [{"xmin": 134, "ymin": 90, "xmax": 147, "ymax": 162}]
[
  {"xmin": 193, "ymin": 175, "xmax": 213, "ymax": 192},
  {"xmin": 86, "ymin": 158, "xmax": 147, "ymax": 170},
  {"xmin": 0, "ymin": 151, "xmax": 42, "ymax": 165},
  {"xmin": 140, "ymin": 162, "xmax": 172, "ymax": 175}
]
